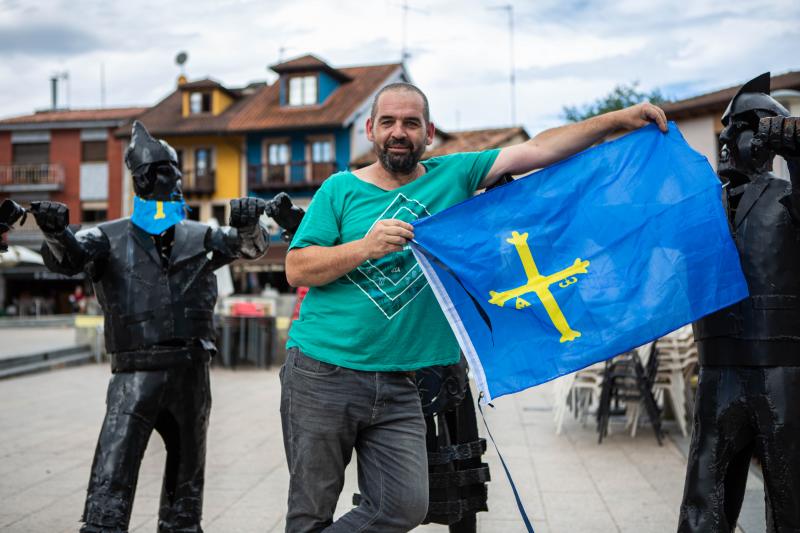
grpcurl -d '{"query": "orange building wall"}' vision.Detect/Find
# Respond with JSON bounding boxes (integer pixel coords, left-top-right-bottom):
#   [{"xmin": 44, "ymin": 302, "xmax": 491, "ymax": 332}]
[
  {"xmin": 49, "ymin": 129, "xmax": 81, "ymax": 223},
  {"xmin": 107, "ymin": 130, "xmax": 124, "ymax": 219},
  {"xmin": 0, "ymin": 132, "xmax": 11, "ymax": 165}
]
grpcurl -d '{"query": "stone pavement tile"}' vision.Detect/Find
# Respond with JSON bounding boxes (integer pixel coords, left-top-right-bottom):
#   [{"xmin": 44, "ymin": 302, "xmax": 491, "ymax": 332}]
[
  {"xmin": 478, "ymin": 518, "xmax": 549, "ymax": 533},
  {"xmin": 601, "ymin": 488, "xmax": 676, "ymax": 528},
  {"xmin": 540, "ymin": 490, "xmax": 619, "ymax": 532},
  {"xmin": 530, "ymin": 458, "xmax": 593, "ymax": 493}
]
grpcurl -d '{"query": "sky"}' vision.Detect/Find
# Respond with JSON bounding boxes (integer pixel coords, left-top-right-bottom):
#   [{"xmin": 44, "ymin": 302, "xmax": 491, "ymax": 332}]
[{"xmin": 0, "ymin": 0, "xmax": 798, "ymax": 135}]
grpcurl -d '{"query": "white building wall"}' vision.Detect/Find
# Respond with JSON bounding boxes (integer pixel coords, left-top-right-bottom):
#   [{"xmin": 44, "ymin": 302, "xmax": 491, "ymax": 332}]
[{"xmin": 675, "ymin": 116, "xmax": 718, "ymax": 169}]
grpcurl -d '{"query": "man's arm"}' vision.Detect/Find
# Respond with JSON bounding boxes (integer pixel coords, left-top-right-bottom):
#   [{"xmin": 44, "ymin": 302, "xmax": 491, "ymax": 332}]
[
  {"xmin": 286, "ymin": 219, "xmax": 414, "ymax": 287},
  {"xmin": 481, "ymin": 103, "xmax": 668, "ymax": 188}
]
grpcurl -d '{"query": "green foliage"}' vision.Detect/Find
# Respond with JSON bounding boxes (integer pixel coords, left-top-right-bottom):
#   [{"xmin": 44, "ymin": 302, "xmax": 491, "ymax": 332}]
[{"xmin": 562, "ymin": 82, "xmax": 667, "ymax": 122}]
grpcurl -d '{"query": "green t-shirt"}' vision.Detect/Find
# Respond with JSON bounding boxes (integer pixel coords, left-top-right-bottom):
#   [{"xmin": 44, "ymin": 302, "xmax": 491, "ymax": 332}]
[{"xmin": 287, "ymin": 149, "xmax": 500, "ymax": 371}]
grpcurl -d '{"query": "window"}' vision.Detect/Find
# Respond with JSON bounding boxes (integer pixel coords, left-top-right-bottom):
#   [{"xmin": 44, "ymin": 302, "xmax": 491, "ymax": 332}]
[
  {"xmin": 189, "ymin": 92, "xmax": 211, "ymax": 114},
  {"xmin": 81, "ymin": 140, "xmax": 107, "ymax": 162},
  {"xmin": 212, "ymin": 204, "xmax": 226, "ymax": 225},
  {"xmin": 268, "ymin": 143, "xmax": 290, "ymax": 165},
  {"xmin": 81, "ymin": 208, "xmax": 107, "ymax": 222},
  {"xmin": 195, "ymin": 148, "xmax": 211, "ymax": 176},
  {"xmin": 186, "ymin": 205, "xmax": 201, "ymax": 221},
  {"xmin": 288, "ymin": 76, "xmax": 317, "ymax": 106},
  {"xmin": 12, "ymin": 143, "xmax": 49, "ymax": 164},
  {"xmin": 311, "ymin": 140, "xmax": 333, "ymax": 162}
]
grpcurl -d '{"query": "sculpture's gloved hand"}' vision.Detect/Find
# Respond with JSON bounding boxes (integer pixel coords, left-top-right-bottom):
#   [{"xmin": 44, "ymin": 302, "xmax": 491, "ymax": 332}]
[
  {"xmin": 30, "ymin": 201, "xmax": 69, "ymax": 234},
  {"xmin": 229, "ymin": 197, "xmax": 265, "ymax": 228},
  {"xmin": 265, "ymin": 192, "xmax": 305, "ymax": 242},
  {"xmin": 755, "ymin": 116, "xmax": 800, "ymax": 159}
]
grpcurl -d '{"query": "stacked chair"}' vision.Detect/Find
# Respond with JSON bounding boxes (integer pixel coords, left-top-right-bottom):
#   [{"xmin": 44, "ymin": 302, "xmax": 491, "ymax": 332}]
[{"xmin": 552, "ymin": 326, "xmax": 699, "ymax": 443}]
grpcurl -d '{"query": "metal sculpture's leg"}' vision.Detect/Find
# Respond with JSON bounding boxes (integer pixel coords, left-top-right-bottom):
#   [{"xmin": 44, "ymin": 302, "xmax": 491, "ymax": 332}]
[
  {"xmin": 156, "ymin": 364, "xmax": 211, "ymax": 533},
  {"xmin": 678, "ymin": 367, "xmax": 756, "ymax": 533},
  {"xmin": 756, "ymin": 367, "xmax": 800, "ymax": 532},
  {"xmin": 81, "ymin": 372, "xmax": 163, "ymax": 532}
]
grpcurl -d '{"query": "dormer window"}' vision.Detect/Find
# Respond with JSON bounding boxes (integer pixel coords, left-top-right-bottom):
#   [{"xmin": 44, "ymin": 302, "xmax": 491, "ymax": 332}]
[
  {"xmin": 189, "ymin": 92, "xmax": 211, "ymax": 114},
  {"xmin": 289, "ymin": 76, "xmax": 317, "ymax": 106}
]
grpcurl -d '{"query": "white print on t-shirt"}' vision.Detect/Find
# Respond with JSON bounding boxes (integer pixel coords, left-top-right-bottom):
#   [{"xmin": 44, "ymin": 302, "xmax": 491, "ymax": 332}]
[{"xmin": 346, "ymin": 193, "xmax": 432, "ymax": 319}]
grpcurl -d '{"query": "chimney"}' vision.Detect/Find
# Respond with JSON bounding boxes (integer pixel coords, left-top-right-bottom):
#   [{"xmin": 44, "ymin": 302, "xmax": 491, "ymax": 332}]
[{"xmin": 50, "ymin": 75, "xmax": 58, "ymax": 110}]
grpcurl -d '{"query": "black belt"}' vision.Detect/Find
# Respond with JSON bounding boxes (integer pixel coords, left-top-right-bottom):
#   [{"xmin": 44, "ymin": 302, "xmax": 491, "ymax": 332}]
[{"xmin": 111, "ymin": 347, "xmax": 211, "ymax": 372}]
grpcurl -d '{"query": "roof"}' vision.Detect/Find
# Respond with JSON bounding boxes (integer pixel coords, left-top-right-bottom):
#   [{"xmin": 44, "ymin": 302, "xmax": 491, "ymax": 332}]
[
  {"xmin": 228, "ymin": 62, "xmax": 402, "ymax": 132},
  {"xmin": 425, "ymin": 126, "xmax": 529, "ymax": 158},
  {"xmin": 114, "ymin": 78, "xmax": 252, "ymax": 137},
  {"xmin": 351, "ymin": 126, "xmax": 529, "ymax": 167},
  {"xmin": 179, "ymin": 78, "xmax": 238, "ymax": 98},
  {"xmin": 663, "ymin": 71, "xmax": 800, "ymax": 120},
  {"xmin": 269, "ymin": 54, "xmax": 352, "ymax": 82},
  {"xmin": 0, "ymin": 107, "xmax": 146, "ymax": 126}
]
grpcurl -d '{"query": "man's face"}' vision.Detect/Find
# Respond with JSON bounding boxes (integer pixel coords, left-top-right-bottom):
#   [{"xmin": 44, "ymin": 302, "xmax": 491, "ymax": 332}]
[{"xmin": 367, "ymin": 90, "xmax": 434, "ymax": 174}]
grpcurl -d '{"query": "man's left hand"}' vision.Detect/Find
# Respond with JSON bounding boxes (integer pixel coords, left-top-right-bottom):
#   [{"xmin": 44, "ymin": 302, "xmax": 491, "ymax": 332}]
[{"xmin": 615, "ymin": 102, "xmax": 668, "ymax": 133}]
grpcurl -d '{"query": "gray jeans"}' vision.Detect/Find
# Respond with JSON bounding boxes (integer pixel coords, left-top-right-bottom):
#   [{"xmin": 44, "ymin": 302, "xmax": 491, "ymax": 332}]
[{"xmin": 280, "ymin": 347, "xmax": 429, "ymax": 533}]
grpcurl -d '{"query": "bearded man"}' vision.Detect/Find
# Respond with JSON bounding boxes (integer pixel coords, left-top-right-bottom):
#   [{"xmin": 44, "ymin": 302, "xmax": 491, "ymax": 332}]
[{"xmin": 281, "ymin": 82, "xmax": 667, "ymax": 533}]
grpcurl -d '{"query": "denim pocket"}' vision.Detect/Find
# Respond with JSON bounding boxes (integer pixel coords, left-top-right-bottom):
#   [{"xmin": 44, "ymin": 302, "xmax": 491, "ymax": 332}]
[{"xmin": 291, "ymin": 349, "xmax": 341, "ymax": 377}]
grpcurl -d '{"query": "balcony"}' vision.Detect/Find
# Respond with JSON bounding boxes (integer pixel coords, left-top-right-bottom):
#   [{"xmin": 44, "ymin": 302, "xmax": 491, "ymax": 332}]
[
  {"xmin": 0, "ymin": 164, "xmax": 65, "ymax": 192},
  {"xmin": 247, "ymin": 161, "xmax": 336, "ymax": 192},
  {"xmin": 181, "ymin": 169, "xmax": 216, "ymax": 196}
]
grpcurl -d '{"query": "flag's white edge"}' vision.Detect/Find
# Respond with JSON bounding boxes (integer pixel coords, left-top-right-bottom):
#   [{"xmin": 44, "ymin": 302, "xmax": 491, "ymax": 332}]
[{"xmin": 411, "ymin": 245, "xmax": 493, "ymax": 403}]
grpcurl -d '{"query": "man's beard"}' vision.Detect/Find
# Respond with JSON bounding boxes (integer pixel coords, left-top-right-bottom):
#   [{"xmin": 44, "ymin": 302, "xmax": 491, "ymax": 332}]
[{"xmin": 375, "ymin": 138, "xmax": 426, "ymax": 174}]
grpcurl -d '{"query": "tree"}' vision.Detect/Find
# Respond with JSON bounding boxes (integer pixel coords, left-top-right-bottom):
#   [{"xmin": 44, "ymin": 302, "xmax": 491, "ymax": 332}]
[{"xmin": 562, "ymin": 82, "xmax": 667, "ymax": 122}]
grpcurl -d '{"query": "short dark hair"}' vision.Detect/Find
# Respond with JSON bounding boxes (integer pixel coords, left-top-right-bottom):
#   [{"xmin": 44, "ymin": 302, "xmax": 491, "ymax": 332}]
[{"xmin": 370, "ymin": 82, "xmax": 430, "ymax": 124}]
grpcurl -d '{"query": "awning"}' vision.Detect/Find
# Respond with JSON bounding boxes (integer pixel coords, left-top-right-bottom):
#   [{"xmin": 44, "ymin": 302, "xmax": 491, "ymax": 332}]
[{"xmin": 0, "ymin": 245, "xmax": 44, "ymax": 267}]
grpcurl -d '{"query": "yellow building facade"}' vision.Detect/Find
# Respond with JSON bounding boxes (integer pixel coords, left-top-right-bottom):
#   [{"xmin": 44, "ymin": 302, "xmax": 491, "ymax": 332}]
[{"xmin": 165, "ymin": 134, "xmax": 244, "ymax": 223}]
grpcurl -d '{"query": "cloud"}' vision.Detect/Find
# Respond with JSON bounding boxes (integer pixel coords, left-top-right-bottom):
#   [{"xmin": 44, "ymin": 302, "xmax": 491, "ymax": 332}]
[{"xmin": 0, "ymin": 23, "xmax": 105, "ymax": 56}]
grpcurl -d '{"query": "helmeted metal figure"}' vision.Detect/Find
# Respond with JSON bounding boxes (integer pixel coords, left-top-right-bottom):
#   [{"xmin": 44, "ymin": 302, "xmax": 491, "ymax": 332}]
[
  {"xmin": 29, "ymin": 121, "xmax": 271, "ymax": 533},
  {"xmin": 679, "ymin": 73, "xmax": 800, "ymax": 532}
]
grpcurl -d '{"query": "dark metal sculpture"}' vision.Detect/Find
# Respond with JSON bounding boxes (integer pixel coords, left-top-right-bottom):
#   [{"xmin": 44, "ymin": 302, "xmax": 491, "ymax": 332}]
[
  {"xmin": 679, "ymin": 73, "xmax": 800, "ymax": 532},
  {"xmin": 29, "ymin": 121, "xmax": 271, "ymax": 533},
  {"xmin": 0, "ymin": 198, "xmax": 27, "ymax": 252}
]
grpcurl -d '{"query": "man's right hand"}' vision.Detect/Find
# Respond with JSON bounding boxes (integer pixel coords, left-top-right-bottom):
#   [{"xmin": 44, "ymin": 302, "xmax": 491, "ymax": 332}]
[
  {"xmin": 30, "ymin": 201, "xmax": 69, "ymax": 234},
  {"xmin": 359, "ymin": 219, "xmax": 415, "ymax": 260}
]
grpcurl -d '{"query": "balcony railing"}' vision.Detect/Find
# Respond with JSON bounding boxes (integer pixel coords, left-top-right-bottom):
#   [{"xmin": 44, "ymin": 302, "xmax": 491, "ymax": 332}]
[
  {"xmin": 181, "ymin": 169, "xmax": 215, "ymax": 196},
  {"xmin": 247, "ymin": 161, "xmax": 336, "ymax": 191},
  {"xmin": 0, "ymin": 164, "xmax": 65, "ymax": 192}
]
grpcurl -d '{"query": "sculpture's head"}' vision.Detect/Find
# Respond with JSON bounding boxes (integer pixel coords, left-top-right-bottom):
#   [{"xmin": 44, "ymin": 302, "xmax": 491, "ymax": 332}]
[
  {"xmin": 124, "ymin": 121, "xmax": 183, "ymax": 201},
  {"xmin": 719, "ymin": 72, "xmax": 789, "ymax": 184}
]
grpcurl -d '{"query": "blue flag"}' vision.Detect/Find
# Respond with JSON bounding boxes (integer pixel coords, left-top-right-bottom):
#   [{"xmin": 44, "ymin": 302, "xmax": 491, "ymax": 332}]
[{"xmin": 410, "ymin": 123, "xmax": 748, "ymax": 402}]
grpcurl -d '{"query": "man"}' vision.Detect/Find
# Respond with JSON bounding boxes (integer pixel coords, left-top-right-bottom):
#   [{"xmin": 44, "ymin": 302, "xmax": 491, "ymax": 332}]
[
  {"xmin": 679, "ymin": 73, "xmax": 800, "ymax": 532},
  {"xmin": 30, "ymin": 121, "xmax": 270, "ymax": 533},
  {"xmin": 282, "ymin": 82, "xmax": 667, "ymax": 533}
]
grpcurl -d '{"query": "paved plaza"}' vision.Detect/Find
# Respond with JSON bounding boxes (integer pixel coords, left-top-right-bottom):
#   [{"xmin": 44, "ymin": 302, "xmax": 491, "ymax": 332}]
[{"xmin": 0, "ymin": 362, "xmax": 763, "ymax": 532}]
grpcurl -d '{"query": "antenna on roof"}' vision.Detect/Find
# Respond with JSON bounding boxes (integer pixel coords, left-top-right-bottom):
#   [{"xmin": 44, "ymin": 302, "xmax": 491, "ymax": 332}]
[
  {"xmin": 393, "ymin": 0, "xmax": 429, "ymax": 62},
  {"xmin": 175, "ymin": 51, "xmax": 188, "ymax": 74},
  {"xmin": 488, "ymin": 4, "xmax": 517, "ymax": 126},
  {"xmin": 100, "ymin": 62, "xmax": 106, "ymax": 108}
]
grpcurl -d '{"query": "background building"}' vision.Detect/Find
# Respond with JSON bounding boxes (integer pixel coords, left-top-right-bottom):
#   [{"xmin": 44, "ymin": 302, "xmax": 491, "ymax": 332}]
[
  {"xmin": 0, "ymin": 107, "xmax": 144, "ymax": 314},
  {"xmin": 664, "ymin": 71, "xmax": 800, "ymax": 177}
]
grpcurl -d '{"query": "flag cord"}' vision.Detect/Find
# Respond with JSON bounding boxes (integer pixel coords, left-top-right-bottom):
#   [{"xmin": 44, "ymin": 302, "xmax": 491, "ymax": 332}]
[{"xmin": 477, "ymin": 393, "xmax": 535, "ymax": 532}]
